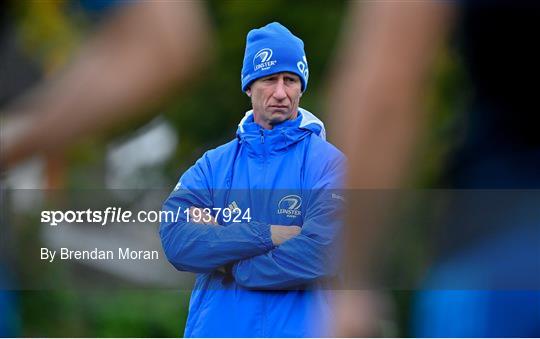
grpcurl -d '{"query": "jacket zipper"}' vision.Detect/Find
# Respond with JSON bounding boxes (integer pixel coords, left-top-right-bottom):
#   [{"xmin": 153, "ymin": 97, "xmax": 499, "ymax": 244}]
[{"xmin": 259, "ymin": 128, "xmax": 267, "ymax": 337}]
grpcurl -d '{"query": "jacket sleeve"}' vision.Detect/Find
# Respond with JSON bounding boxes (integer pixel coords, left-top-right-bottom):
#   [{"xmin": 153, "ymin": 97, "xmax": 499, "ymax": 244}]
[
  {"xmin": 231, "ymin": 156, "xmax": 345, "ymax": 289},
  {"xmin": 159, "ymin": 152, "xmax": 274, "ymax": 273}
]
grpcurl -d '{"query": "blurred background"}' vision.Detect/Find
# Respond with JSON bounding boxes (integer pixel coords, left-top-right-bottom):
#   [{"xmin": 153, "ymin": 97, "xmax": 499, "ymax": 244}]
[{"xmin": 4, "ymin": 0, "xmax": 533, "ymax": 338}]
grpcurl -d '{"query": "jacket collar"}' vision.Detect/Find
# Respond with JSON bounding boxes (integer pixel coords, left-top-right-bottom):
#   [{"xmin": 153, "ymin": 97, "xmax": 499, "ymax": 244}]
[
  {"xmin": 237, "ymin": 107, "xmax": 326, "ymax": 140},
  {"xmin": 235, "ymin": 108, "xmax": 326, "ymax": 156}
]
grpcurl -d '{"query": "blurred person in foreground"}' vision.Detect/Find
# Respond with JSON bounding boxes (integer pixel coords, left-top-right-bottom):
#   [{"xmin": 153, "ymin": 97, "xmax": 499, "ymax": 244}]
[
  {"xmin": 160, "ymin": 22, "xmax": 345, "ymax": 337},
  {"xmin": 0, "ymin": 1, "xmax": 210, "ymax": 336},
  {"xmin": 0, "ymin": 1, "xmax": 210, "ymax": 171},
  {"xmin": 329, "ymin": 1, "xmax": 540, "ymax": 337}
]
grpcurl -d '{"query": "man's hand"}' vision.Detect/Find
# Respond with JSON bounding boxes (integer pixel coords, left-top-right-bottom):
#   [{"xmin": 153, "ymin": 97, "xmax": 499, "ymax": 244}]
[
  {"xmin": 270, "ymin": 225, "xmax": 301, "ymax": 246},
  {"xmin": 189, "ymin": 207, "xmax": 219, "ymax": 225}
]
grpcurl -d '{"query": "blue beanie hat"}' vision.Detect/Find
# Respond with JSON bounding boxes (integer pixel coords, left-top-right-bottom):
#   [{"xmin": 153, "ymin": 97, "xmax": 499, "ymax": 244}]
[{"xmin": 241, "ymin": 22, "xmax": 309, "ymax": 92}]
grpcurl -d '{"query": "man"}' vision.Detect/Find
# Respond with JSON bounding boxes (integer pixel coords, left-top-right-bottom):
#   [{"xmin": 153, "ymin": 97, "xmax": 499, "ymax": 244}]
[{"xmin": 160, "ymin": 22, "xmax": 345, "ymax": 337}]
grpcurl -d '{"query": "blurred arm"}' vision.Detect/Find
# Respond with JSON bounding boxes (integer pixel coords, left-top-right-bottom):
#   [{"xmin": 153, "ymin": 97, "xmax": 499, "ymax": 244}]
[
  {"xmin": 1, "ymin": 1, "xmax": 211, "ymax": 169},
  {"xmin": 327, "ymin": 2, "xmax": 453, "ymax": 336},
  {"xmin": 330, "ymin": 1, "xmax": 452, "ymax": 189}
]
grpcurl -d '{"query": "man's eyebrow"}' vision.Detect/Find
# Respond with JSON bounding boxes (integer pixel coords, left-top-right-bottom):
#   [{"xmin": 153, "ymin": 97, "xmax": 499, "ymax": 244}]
[{"xmin": 283, "ymin": 73, "xmax": 299, "ymax": 78}]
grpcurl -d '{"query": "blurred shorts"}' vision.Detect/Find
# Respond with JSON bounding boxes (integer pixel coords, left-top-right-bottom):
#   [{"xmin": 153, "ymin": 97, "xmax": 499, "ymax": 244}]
[{"xmin": 413, "ymin": 225, "xmax": 540, "ymax": 337}]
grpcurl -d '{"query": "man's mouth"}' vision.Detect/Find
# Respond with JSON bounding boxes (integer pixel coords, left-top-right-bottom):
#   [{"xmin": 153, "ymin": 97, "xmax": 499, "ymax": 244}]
[{"xmin": 269, "ymin": 105, "xmax": 288, "ymax": 110}]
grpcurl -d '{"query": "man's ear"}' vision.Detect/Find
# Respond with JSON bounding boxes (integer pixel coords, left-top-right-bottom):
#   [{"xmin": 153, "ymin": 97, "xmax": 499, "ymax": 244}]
[{"xmin": 246, "ymin": 88, "xmax": 252, "ymax": 97}]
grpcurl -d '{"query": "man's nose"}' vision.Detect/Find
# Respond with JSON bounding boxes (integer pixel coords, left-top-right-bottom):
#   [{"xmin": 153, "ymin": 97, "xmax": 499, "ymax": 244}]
[{"xmin": 272, "ymin": 80, "xmax": 287, "ymax": 100}]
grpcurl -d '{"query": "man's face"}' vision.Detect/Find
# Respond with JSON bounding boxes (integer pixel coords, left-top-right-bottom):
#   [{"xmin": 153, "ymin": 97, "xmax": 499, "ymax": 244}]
[{"xmin": 246, "ymin": 72, "xmax": 302, "ymax": 130}]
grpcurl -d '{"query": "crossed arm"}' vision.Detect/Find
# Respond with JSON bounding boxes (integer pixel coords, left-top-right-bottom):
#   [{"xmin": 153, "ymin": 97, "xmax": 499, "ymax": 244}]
[
  {"xmin": 159, "ymin": 193, "xmax": 304, "ymax": 276},
  {"xmin": 160, "ymin": 196, "xmax": 341, "ymax": 289},
  {"xmin": 159, "ymin": 154, "xmax": 344, "ymax": 289},
  {"xmin": 182, "ymin": 207, "xmax": 301, "ymax": 275}
]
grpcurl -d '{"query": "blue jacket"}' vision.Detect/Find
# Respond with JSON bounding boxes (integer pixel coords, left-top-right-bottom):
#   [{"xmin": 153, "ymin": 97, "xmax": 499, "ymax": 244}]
[{"xmin": 160, "ymin": 108, "xmax": 345, "ymax": 337}]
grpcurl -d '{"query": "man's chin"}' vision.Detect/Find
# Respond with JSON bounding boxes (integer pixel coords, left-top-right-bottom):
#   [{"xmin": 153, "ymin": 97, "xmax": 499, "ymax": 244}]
[{"xmin": 268, "ymin": 113, "xmax": 290, "ymax": 125}]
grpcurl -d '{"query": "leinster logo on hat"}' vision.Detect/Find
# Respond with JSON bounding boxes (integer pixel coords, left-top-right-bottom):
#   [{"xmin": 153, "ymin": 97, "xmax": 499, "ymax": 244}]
[{"xmin": 253, "ymin": 48, "xmax": 277, "ymax": 71}]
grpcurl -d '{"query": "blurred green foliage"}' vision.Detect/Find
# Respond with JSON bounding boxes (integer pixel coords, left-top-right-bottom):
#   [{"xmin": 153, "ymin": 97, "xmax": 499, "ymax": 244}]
[
  {"xmin": 12, "ymin": 0, "xmax": 85, "ymax": 72},
  {"xmin": 415, "ymin": 44, "xmax": 470, "ymax": 188},
  {"xmin": 21, "ymin": 290, "xmax": 189, "ymax": 337}
]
